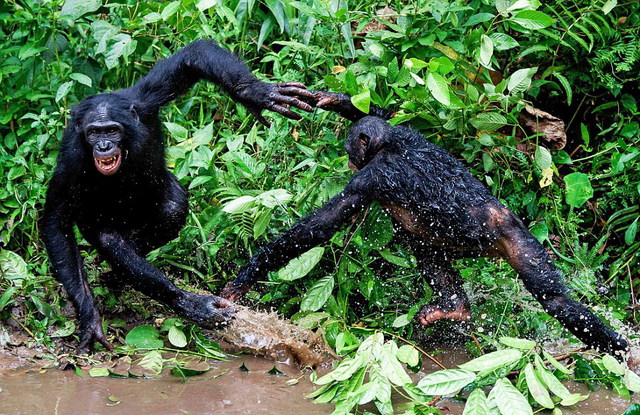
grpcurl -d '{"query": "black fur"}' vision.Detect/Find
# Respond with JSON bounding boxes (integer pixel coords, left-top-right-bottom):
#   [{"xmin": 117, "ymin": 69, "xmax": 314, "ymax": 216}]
[
  {"xmin": 223, "ymin": 115, "xmax": 628, "ymax": 358},
  {"xmin": 41, "ymin": 40, "xmax": 313, "ymax": 352}
]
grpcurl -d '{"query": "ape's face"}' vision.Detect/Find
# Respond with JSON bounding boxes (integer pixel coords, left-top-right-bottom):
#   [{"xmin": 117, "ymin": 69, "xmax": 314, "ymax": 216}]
[
  {"xmin": 345, "ymin": 116, "xmax": 389, "ymax": 171},
  {"xmin": 77, "ymin": 95, "xmax": 140, "ymax": 175}
]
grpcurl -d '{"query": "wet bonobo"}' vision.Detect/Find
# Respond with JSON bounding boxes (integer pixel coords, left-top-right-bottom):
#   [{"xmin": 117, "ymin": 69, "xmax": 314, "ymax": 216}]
[
  {"xmin": 222, "ymin": 92, "xmax": 629, "ymax": 358},
  {"xmin": 41, "ymin": 40, "xmax": 315, "ymax": 352}
]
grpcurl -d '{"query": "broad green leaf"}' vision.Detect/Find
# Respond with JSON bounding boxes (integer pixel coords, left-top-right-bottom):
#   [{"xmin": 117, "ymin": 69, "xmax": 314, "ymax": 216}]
[
  {"xmin": 622, "ymin": 404, "xmax": 640, "ymax": 415},
  {"xmin": 479, "ymin": 35, "xmax": 494, "ymax": 67},
  {"xmin": 490, "ymin": 33, "xmax": 519, "ymax": 51},
  {"xmin": 536, "ymin": 365, "xmax": 571, "ymax": 399},
  {"xmin": 0, "ymin": 287, "xmax": 17, "ymax": 312},
  {"xmin": 498, "ymin": 337, "xmax": 536, "ymax": 350},
  {"xmin": 563, "ymin": 172, "xmax": 593, "ymax": 208},
  {"xmin": 602, "ymin": 0, "xmax": 617, "ymax": 14},
  {"xmin": 417, "ymin": 369, "xmax": 477, "ymax": 395},
  {"xmin": 459, "ymin": 349, "xmax": 522, "ymax": 372},
  {"xmin": 625, "ymin": 218, "xmax": 638, "ymax": 245},
  {"xmin": 222, "ymin": 196, "xmax": 256, "ymax": 214},
  {"xmin": 380, "ymin": 342, "xmax": 413, "ymax": 386},
  {"xmin": 192, "ymin": 122, "xmax": 214, "ymax": 146},
  {"xmin": 541, "ymin": 350, "xmax": 571, "ymax": 375},
  {"xmin": 196, "ymin": 0, "xmax": 216, "ymax": 11},
  {"xmin": 490, "ymin": 378, "xmax": 533, "ymax": 415},
  {"xmin": 168, "ymin": 326, "xmax": 187, "ymax": 348},
  {"xmin": 351, "ymin": 90, "xmax": 371, "ymax": 113},
  {"xmin": 61, "ymin": 0, "xmax": 102, "ymax": 19},
  {"xmin": 171, "ymin": 357, "xmax": 210, "ymax": 377},
  {"xmin": 163, "ymin": 122, "xmax": 189, "ymax": 140},
  {"xmin": 511, "ymin": 10, "xmax": 555, "ymax": 30},
  {"xmin": 104, "ymin": 34, "xmax": 136, "ymax": 70},
  {"xmin": 464, "ymin": 13, "xmax": 495, "ymax": 27},
  {"xmin": 535, "ymin": 146, "xmax": 552, "ymax": 170},
  {"xmin": 136, "ymin": 350, "xmax": 164, "ymax": 375},
  {"xmin": 601, "ymin": 354, "xmax": 625, "ymax": 376},
  {"xmin": 315, "ymin": 354, "xmax": 366, "ymax": 385},
  {"xmin": 278, "ymin": 247, "xmax": 325, "ymax": 281},
  {"xmin": 507, "ymin": 67, "xmax": 537, "ymax": 94},
  {"xmin": 553, "ymin": 73, "xmax": 572, "ymax": 105},
  {"xmin": 524, "ymin": 363, "xmax": 554, "ymax": 408},
  {"xmin": 55, "ymin": 81, "xmax": 73, "ymax": 103},
  {"xmin": 70, "ymin": 73, "xmax": 92, "ymax": 87},
  {"xmin": 426, "ymin": 72, "xmax": 450, "ymax": 106},
  {"xmin": 125, "ymin": 325, "xmax": 164, "ymax": 349},
  {"xmin": 0, "ymin": 249, "xmax": 30, "ymax": 281},
  {"xmin": 559, "ymin": 393, "xmax": 588, "ymax": 406},
  {"xmin": 89, "ymin": 367, "xmax": 110, "ymax": 377},
  {"xmin": 392, "ymin": 314, "xmax": 411, "ymax": 328},
  {"xmin": 161, "ymin": 1, "xmax": 180, "ymax": 20},
  {"xmin": 463, "ymin": 388, "xmax": 489, "ymax": 415},
  {"xmin": 470, "ymin": 112, "xmax": 508, "ymax": 131},
  {"xmin": 301, "ymin": 275, "xmax": 334, "ymax": 311},
  {"xmin": 255, "ymin": 189, "xmax": 292, "ymax": 208},
  {"xmin": 397, "ymin": 345, "xmax": 420, "ymax": 367}
]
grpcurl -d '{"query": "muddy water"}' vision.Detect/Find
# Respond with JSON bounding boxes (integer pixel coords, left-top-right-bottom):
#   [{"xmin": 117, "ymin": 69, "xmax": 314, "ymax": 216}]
[{"xmin": 0, "ymin": 349, "xmax": 636, "ymax": 415}]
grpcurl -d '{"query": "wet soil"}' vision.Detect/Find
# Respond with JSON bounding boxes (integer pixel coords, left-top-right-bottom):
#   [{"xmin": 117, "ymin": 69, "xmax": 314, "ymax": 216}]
[{"xmin": 1, "ymin": 346, "xmax": 636, "ymax": 415}]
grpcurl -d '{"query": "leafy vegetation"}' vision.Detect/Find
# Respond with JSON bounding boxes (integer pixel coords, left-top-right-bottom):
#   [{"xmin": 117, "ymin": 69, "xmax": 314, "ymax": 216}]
[{"xmin": 1, "ymin": 0, "xmax": 639, "ymax": 413}]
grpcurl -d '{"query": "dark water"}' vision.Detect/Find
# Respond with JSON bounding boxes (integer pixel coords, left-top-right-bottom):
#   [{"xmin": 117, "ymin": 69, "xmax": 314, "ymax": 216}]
[{"xmin": 0, "ymin": 350, "xmax": 636, "ymax": 414}]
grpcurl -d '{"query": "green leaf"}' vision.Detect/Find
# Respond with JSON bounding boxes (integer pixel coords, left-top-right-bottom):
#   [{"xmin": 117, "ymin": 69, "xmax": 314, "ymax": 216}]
[
  {"xmin": 623, "ymin": 404, "xmax": 640, "ymax": 415},
  {"xmin": 168, "ymin": 326, "xmax": 187, "ymax": 348},
  {"xmin": 541, "ymin": 350, "xmax": 571, "ymax": 375},
  {"xmin": 490, "ymin": 378, "xmax": 533, "ymax": 415},
  {"xmin": 426, "ymin": 72, "xmax": 450, "ymax": 106},
  {"xmin": 463, "ymin": 388, "xmax": 489, "ymax": 415},
  {"xmin": 0, "ymin": 249, "xmax": 30, "ymax": 281},
  {"xmin": 535, "ymin": 146, "xmax": 552, "ymax": 170},
  {"xmin": 563, "ymin": 172, "xmax": 593, "ymax": 208},
  {"xmin": 380, "ymin": 342, "xmax": 413, "ymax": 386},
  {"xmin": 392, "ymin": 314, "xmax": 411, "ymax": 328},
  {"xmin": 498, "ymin": 337, "xmax": 536, "ymax": 350},
  {"xmin": 624, "ymin": 370, "xmax": 640, "ymax": 393},
  {"xmin": 70, "ymin": 73, "xmax": 92, "ymax": 87},
  {"xmin": 89, "ymin": 367, "xmax": 110, "ymax": 377},
  {"xmin": 464, "ymin": 13, "xmax": 495, "ymax": 26},
  {"xmin": 55, "ymin": 81, "xmax": 73, "ymax": 103},
  {"xmin": 136, "ymin": 350, "xmax": 164, "ymax": 375},
  {"xmin": 470, "ymin": 113, "xmax": 508, "ymax": 131},
  {"xmin": 351, "ymin": 90, "xmax": 371, "ymax": 113},
  {"xmin": 61, "ymin": 0, "xmax": 102, "ymax": 19},
  {"xmin": 222, "ymin": 196, "xmax": 256, "ymax": 214},
  {"xmin": 479, "ymin": 35, "xmax": 494, "ymax": 67},
  {"xmin": 397, "ymin": 345, "xmax": 420, "ymax": 367},
  {"xmin": 536, "ymin": 365, "xmax": 571, "ymax": 399},
  {"xmin": 161, "ymin": 1, "xmax": 180, "ymax": 20},
  {"xmin": 0, "ymin": 287, "xmax": 17, "ymax": 312},
  {"xmin": 417, "ymin": 369, "xmax": 477, "ymax": 395},
  {"xmin": 278, "ymin": 247, "xmax": 325, "ymax": 281},
  {"xmin": 125, "ymin": 325, "xmax": 164, "ymax": 349},
  {"xmin": 511, "ymin": 10, "xmax": 555, "ymax": 30},
  {"xmin": 315, "ymin": 354, "xmax": 366, "ymax": 385},
  {"xmin": 559, "ymin": 393, "xmax": 588, "ymax": 406},
  {"xmin": 625, "ymin": 218, "xmax": 638, "ymax": 245},
  {"xmin": 602, "ymin": 0, "xmax": 617, "ymax": 14},
  {"xmin": 553, "ymin": 73, "xmax": 572, "ymax": 105},
  {"xmin": 300, "ymin": 275, "xmax": 334, "ymax": 312},
  {"xmin": 524, "ymin": 363, "xmax": 554, "ymax": 408},
  {"xmin": 507, "ymin": 67, "xmax": 537, "ymax": 94},
  {"xmin": 601, "ymin": 354, "xmax": 625, "ymax": 376},
  {"xmin": 163, "ymin": 122, "xmax": 189, "ymax": 140},
  {"xmin": 196, "ymin": 0, "xmax": 216, "ymax": 11},
  {"xmin": 459, "ymin": 349, "xmax": 522, "ymax": 372},
  {"xmin": 490, "ymin": 33, "xmax": 519, "ymax": 51}
]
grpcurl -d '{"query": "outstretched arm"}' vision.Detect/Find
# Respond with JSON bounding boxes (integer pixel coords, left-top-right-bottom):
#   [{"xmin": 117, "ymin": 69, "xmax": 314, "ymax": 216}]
[
  {"xmin": 304, "ymin": 91, "xmax": 394, "ymax": 121},
  {"xmin": 127, "ymin": 39, "xmax": 314, "ymax": 126},
  {"xmin": 221, "ymin": 177, "xmax": 371, "ymax": 301}
]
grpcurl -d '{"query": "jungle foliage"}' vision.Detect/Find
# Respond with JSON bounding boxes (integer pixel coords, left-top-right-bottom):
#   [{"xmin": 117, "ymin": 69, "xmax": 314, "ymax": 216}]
[{"xmin": 0, "ymin": 0, "xmax": 639, "ymax": 413}]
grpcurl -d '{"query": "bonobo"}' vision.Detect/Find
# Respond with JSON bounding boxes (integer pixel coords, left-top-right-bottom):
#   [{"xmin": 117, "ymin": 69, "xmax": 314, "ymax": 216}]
[
  {"xmin": 222, "ymin": 92, "xmax": 629, "ymax": 357},
  {"xmin": 41, "ymin": 40, "xmax": 315, "ymax": 352}
]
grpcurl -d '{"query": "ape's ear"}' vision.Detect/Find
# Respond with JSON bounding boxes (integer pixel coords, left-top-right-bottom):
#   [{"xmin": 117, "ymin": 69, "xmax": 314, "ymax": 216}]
[
  {"xmin": 129, "ymin": 103, "xmax": 140, "ymax": 124},
  {"xmin": 358, "ymin": 132, "xmax": 370, "ymax": 150}
]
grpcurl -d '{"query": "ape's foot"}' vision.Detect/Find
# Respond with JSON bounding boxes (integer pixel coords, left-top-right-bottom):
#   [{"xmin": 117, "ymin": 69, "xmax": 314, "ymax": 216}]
[
  {"xmin": 175, "ymin": 291, "xmax": 236, "ymax": 329},
  {"xmin": 417, "ymin": 300, "xmax": 471, "ymax": 327},
  {"xmin": 77, "ymin": 315, "xmax": 113, "ymax": 354}
]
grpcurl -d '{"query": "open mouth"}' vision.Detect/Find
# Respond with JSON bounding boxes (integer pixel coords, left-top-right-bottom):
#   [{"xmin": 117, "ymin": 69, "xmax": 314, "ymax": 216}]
[{"xmin": 94, "ymin": 150, "xmax": 122, "ymax": 175}]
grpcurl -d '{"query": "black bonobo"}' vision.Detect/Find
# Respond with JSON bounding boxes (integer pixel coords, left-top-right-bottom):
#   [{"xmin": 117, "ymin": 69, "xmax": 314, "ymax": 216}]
[
  {"xmin": 41, "ymin": 40, "xmax": 315, "ymax": 352},
  {"xmin": 222, "ymin": 92, "xmax": 629, "ymax": 358}
]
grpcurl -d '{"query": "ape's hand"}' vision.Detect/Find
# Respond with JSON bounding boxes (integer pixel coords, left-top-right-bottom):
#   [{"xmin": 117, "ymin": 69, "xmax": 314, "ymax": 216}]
[
  {"xmin": 77, "ymin": 314, "xmax": 113, "ymax": 354},
  {"xmin": 176, "ymin": 292, "xmax": 236, "ymax": 329},
  {"xmin": 235, "ymin": 81, "xmax": 316, "ymax": 127}
]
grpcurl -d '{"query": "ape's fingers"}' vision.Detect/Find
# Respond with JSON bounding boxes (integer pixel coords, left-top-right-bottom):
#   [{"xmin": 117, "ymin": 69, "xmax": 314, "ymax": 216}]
[
  {"xmin": 212, "ymin": 296, "xmax": 235, "ymax": 309},
  {"xmin": 271, "ymin": 104, "xmax": 302, "ymax": 120},
  {"xmin": 278, "ymin": 86, "xmax": 317, "ymax": 99},
  {"xmin": 248, "ymin": 107, "xmax": 271, "ymax": 127},
  {"xmin": 276, "ymin": 95, "xmax": 313, "ymax": 112},
  {"xmin": 279, "ymin": 81, "xmax": 307, "ymax": 89}
]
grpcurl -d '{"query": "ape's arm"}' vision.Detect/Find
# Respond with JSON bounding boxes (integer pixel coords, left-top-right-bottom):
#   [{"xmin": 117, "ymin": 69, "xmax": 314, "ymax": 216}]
[
  {"xmin": 221, "ymin": 176, "xmax": 372, "ymax": 301},
  {"xmin": 128, "ymin": 39, "xmax": 314, "ymax": 125},
  {"xmin": 40, "ymin": 170, "xmax": 112, "ymax": 352}
]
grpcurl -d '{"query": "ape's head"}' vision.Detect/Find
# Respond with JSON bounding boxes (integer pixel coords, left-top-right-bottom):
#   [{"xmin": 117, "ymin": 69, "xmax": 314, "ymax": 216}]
[
  {"xmin": 345, "ymin": 116, "xmax": 391, "ymax": 171},
  {"xmin": 73, "ymin": 94, "xmax": 141, "ymax": 176}
]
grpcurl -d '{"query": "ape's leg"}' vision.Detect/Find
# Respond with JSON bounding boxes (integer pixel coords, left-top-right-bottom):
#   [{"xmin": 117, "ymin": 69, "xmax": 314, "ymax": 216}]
[
  {"xmin": 414, "ymin": 250, "xmax": 471, "ymax": 326},
  {"xmin": 95, "ymin": 230, "xmax": 234, "ymax": 328},
  {"xmin": 492, "ymin": 206, "xmax": 628, "ymax": 356}
]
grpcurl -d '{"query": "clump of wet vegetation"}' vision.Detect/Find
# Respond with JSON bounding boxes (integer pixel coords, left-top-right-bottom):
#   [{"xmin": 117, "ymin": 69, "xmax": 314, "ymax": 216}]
[{"xmin": 1, "ymin": 0, "xmax": 639, "ymax": 413}]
